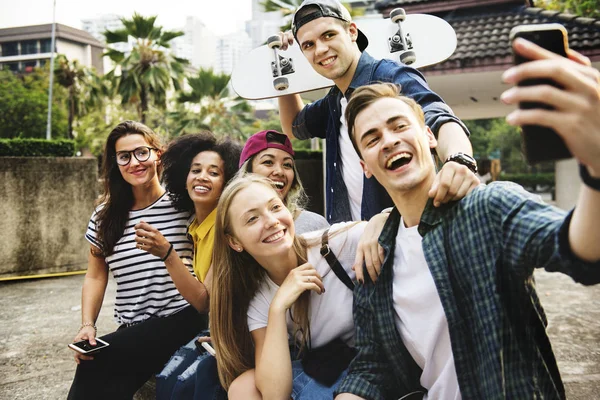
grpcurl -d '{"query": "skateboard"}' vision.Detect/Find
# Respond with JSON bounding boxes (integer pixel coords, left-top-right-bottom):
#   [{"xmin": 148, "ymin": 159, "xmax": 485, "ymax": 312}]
[{"xmin": 231, "ymin": 8, "xmax": 457, "ymax": 100}]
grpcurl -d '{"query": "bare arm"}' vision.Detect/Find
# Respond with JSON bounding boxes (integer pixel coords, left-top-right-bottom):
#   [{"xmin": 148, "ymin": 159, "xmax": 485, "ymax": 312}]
[
  {"xmin": 435, "ymin": 121, "xmax": 473, "ymax": 160},
  {"xmin": 336, "ymin": 394, "xmax": 366, "ymax": 400},
  {"xmin": 70, "ymin": 246, "xmax": 109, "ymax": 363},
  {"xmin": 278, "ymin": 94, "xmax": 304, "ymax": 138},
  {"xmin": 254, "ymin": 264, "xmax": 325, "ymax": 399}
]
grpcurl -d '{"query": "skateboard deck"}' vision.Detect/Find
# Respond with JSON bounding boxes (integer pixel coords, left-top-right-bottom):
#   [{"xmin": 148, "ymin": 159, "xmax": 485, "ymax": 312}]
[{"xmin": 231, "ymin": 9, "xmax": 457, "ymax": 100}]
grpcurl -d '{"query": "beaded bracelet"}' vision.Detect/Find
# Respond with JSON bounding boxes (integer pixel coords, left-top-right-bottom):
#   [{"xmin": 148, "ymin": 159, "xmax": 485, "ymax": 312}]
[
  {"xmin": 580, "ymin": 164, "xmax": 600, "ymax": 191},
  {"xmin": 79, "ymin": 322, "xmax": 97, "ymax": 334},
  {"xmin": 161, "ymin": 243, "xmax": 174, "ymax": 261}
]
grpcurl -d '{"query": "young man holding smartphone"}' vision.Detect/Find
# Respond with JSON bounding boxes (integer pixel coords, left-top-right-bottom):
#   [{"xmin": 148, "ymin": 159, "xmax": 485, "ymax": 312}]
[
  {"xmin": 334, "ymin": 40, "xmax": 600, "ymax": 399},
  {"xmin": 277, "ymin": 0, "xmax": 479, "ymax": 224}
]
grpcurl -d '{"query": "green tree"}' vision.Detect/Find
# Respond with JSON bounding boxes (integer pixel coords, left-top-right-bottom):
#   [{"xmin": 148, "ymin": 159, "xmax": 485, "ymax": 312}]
[
  {"xmin": 172, "ymin": 68, "xmax": 255, "ymax": 140},
  {"xmin": 0, "ymin": 68, "xmax": 68, "ymax": 139},
  {"xmin": 542, "ymin": 0, "xmax": 600, "ymax": 18},
  {"xmin": 104, "ymin": 13, "xmax": 188, "ymax": 123},
  {"xmin": 54, "ymin": 54, "xmax": 108, "ymax": 139}
]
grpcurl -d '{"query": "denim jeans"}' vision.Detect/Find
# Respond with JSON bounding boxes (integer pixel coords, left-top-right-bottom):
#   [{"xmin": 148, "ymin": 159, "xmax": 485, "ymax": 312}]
[
  {"xmin": 156, "ymin": 331, "xmax": 227, "ymax": 400},
  {"xmin": 291, "ymin": 359, "xmax": 348, "ymax": 400}
]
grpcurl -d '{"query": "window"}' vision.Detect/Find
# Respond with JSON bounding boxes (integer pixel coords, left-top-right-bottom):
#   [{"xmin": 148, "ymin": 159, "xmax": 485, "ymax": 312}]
[
  {"xmin": 7, "ymin": 62, "xmax": 20, "ymax": 72},
  {"xmin": 2, "ymin": 42, "xmax": 19, "ymax": 57},
  {"xmin": 40, "ymin": 39, "xmax": 52, "ymax": 53},
  {"xmin": 23, "ymin": 60, "xmax": 37, "ymax": 72},
  {"xmin": 21, "ymin": 40, "xmax": 38, "ymax": 55}
]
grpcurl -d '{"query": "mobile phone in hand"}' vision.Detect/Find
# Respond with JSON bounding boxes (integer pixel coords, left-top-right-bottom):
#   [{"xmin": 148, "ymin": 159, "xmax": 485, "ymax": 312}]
[
  {"xmin": 68, "ymin": 338, "xmax": 110, "ymax": 354},
  {"xmin": 509, "ymin": 23, "xmax": 571, "ymax": 164}
]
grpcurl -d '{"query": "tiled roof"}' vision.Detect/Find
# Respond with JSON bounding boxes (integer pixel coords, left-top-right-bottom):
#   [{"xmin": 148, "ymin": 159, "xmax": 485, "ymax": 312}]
[
  {"xmin": 375, "ymin": 2, "xmax": 600, "ymax": 71},
  {"xmin": 375, "ymin": 0, "xmax": 437, "ymax": 7}
]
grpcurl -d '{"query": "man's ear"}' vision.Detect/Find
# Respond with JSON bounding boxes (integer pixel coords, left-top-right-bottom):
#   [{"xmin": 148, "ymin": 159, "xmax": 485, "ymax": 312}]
[
  {"xmin": 360, "ymin": 159, "xmax": 373, "ymax": 179},
  {"xmin": 425, "ymin": 126, "xmax": 438, "ymax": 149},
  {"xmin": 348, "ymin": 23, "xmax": 359, "ymax": 42}
]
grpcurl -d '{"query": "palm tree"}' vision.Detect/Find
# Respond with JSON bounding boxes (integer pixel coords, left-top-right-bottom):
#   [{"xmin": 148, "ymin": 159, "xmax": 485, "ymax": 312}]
[
  {"xmin": 54, "ymin": 54, "xmax": 107, "ymax": 139},
  {"xmin": 104, "ymin": 13, "xmax": 187, "ymax": 123},
  {"xmin": 172, "ymin": 68, "xmax": 254, "ymax": 139}
]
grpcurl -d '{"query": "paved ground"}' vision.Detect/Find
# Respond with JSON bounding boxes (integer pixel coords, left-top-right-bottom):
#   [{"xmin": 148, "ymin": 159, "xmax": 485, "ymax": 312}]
[{"xmin": 1, "ymin": 270, "xmax": 599, "ymax": 399}]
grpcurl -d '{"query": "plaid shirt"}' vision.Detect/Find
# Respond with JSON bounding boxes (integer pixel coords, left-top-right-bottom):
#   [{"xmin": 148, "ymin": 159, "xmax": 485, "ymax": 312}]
[{"xmin": 336, "ymin": 182, "xmax": 600, "ymax": 400}]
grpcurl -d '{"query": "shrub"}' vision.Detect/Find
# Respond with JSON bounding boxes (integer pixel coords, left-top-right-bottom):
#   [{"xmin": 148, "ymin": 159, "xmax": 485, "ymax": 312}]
[
  {"xmin": 293, "ymin": 150, "xmax": 322, "ymax": 160},
  {"xmin": 0, "ymin": 138, "xmax": 75, "ymax": 157}
]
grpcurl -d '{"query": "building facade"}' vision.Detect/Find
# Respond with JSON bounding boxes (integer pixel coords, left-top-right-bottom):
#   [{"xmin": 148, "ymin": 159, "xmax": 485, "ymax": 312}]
[{"xmin": 0, "ymin": 23, "xmax": 105, "ymax": 73}]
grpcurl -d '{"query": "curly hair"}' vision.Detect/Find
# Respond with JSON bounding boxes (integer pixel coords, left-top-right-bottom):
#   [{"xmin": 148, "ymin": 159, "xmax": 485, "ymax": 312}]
[{"xmin": 161, "ymin": 133, "xmax": 242, "ymax": 212}]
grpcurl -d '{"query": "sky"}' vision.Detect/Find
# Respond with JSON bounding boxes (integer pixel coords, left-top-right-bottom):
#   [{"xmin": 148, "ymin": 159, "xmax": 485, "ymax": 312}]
[{"xmin": 0, "ymin": 0, "xmax": 253, "ymax": 34}]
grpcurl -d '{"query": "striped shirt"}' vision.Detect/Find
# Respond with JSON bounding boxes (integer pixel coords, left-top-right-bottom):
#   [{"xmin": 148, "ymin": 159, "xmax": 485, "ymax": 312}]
[{"xmin": 85, "ymin": 192, "xmax": 194, "ymax": 325}]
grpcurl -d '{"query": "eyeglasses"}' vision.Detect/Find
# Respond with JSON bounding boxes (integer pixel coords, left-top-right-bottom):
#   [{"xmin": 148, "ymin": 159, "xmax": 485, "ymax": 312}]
[{"xmin": 115, "ymin": 146, "xmax": 158, "ymax": 166}]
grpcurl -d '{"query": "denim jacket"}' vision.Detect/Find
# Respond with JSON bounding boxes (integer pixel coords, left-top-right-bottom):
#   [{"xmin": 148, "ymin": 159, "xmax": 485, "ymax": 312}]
[{"xmin": 292, "ymin": 52, "xmax": 469, "ymax": 223}]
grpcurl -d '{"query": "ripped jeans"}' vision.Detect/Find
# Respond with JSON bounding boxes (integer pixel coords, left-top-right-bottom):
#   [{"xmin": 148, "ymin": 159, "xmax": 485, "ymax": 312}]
[{"xmin": 156, "ymin": 330, "xmax": 227, "ymax": 400}]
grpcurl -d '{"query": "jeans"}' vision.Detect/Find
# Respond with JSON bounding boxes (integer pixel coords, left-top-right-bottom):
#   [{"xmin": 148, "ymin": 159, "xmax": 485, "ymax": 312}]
[
  {"xmin": 156, "ymin": 331, "xmax": 227, "ymax": 400},
  {"xmin": 291, "ymin": 359, "xmax": 348, "ymax": 400}
]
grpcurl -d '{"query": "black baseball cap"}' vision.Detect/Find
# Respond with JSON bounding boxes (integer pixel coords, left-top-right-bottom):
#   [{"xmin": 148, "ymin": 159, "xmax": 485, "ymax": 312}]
[{"xmin": 292, "ymin": 0, "xmax": 369, "ymax": 51}]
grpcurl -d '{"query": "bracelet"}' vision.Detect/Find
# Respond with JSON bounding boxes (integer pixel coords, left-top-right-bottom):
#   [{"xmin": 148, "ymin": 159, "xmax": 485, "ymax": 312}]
[
  {"xmin": 79, "ymin": 322, "xmax": 97, "ymax": 334},
  {"xmin": 161, "ymin": 243, "xmax": 174, "ymax": 261},
  {"xmin": 579, "ymin": 164, "xmax": 600, "ymax": 191}
]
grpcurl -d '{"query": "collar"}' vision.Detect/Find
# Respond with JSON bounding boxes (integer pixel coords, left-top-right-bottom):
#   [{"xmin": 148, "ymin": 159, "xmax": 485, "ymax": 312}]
[
  {"xmin": 378, "ymin": 198, "xmax": 460, "ymax": 251},
  {"xmin": 189, "ymin": 208, "xmax": 217, "ymax": 242},
  {"xmin": 328, "ymin": 51, "xmax": 377, "ymax": 100}
]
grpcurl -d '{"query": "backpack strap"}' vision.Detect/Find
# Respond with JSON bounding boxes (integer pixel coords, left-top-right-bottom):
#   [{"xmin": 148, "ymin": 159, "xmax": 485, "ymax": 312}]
[{"xmin": 320, "ymin": 229, "xmax": 355, "ymax": 291}]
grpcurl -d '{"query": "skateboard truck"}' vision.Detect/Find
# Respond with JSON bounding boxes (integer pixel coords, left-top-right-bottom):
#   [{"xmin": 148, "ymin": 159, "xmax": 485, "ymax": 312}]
[
  {"xmin": 267, "ymin": 35, "xmax": 295, "ymax": 91},
  {"xmin": 389, "ymin": 8, "xmax": 417, "ymax": 65}
]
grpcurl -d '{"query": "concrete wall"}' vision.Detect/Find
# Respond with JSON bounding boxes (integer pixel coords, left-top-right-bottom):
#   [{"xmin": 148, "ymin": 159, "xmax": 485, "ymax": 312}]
[
  {"xmin": 0, "ymin": 157, "xmax": 97, "ymax": 279},
  {"xmin": 555, "ymin": 158, "xmax": 581, "ymax": 211}
]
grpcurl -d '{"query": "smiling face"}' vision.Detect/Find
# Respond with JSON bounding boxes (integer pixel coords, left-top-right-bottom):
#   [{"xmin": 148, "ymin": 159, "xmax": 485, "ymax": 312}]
[
  {"xmin": 226, "ymin": 182, "xmax": 295, "ymax": 264},
  {"xmin": 354, "ymin": 97, "xmax": 438, "ymax": 193},
  {"xmin": 186, "ymin": 151, "xmax": 225, "ymax": 212},
  {"xmin": 250, "ymin": 148, "xmax": 295, "ymax": 200},
  {"xmin": 115, "ymin": 134, "xmax": 161, "ymax": 188},
  {"xmin": 296, "ymin": 17, "xmax": 360, "ymax": 88}
]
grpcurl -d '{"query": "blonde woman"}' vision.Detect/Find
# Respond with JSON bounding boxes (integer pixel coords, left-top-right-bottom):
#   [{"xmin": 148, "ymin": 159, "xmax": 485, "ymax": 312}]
[{"xmin": 210, "ymin": 175, "xmax": 373, "ymax": 399}]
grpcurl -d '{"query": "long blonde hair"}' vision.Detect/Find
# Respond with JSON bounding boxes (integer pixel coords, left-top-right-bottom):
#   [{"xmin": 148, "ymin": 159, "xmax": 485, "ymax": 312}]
[{"xmin": 209, "ymin": 174, "xmax": 312, "ymax": 389}]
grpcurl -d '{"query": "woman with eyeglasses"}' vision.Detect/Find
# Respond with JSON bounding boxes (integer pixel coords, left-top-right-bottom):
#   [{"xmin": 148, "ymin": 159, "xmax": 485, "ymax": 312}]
[{"xmin": 67, "ymin": 121, "xmax": 206, "ymax": 400}]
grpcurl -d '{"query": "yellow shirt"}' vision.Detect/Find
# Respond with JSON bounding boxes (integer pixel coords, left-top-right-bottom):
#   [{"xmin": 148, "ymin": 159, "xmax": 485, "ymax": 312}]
[{"xmin": 188, "ymin": 208, "xmax": 216, "ymax": 283}]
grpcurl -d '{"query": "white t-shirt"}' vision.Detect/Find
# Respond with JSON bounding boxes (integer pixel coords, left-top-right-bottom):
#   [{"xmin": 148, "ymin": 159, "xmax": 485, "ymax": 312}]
[
  {"xmin": 392, "ymin": 218, "xmax": 461, "ymax": 399},
  {"xmin": 339, "ymin": 97, "xmax": 364, "ymax": 221},
  {"xmin": 247, "ymin": 222, "xmax": 364, "ymax": 349},
  {"xmin": 85, "ymin": 193, "xmax": 194, "ymax": 325}
]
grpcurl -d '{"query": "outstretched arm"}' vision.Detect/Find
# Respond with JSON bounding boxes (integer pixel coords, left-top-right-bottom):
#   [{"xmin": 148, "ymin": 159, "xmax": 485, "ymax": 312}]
[{"xmin": 502, "ymin": 38, "xmax": 600, "ymax": 263}]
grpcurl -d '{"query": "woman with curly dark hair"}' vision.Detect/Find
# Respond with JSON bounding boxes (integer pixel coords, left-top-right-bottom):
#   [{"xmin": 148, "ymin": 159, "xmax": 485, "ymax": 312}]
[{"xmin": 134, "ymin": 132, "xmax": 241, "ymax": 311}]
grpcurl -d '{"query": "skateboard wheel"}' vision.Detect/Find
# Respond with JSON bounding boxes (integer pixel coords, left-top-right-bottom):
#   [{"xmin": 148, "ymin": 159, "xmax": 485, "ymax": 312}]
[
  {"xmin": 400, "ymin": 50, "xmax": 416, "ymax": 65},
  {"xmin": 390, "ymin": 8, "xmax": 406, "ymax": 23},
  {"xmin": 267, "ymin": 35, "xmax": 282, "ymax": 49},
  {"xmin": 273, "ymin": 77, "xmax": 289, "ymax": 91}
]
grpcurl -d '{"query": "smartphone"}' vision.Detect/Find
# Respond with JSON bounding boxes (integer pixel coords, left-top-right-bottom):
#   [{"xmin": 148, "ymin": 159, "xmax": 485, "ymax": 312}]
[
  {"xmin": 509, "ymin": 23, "xmax": 571, "ymax": 164},
  {"xmin": 68, "ymin": 338, "xmax": 110, "ymax": 354}
]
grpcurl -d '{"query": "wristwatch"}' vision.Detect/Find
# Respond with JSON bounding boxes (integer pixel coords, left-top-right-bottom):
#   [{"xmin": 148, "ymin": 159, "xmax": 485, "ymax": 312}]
[{"xmin": 444, "ymin": 153, "xmax": 478, "ymax": 174}]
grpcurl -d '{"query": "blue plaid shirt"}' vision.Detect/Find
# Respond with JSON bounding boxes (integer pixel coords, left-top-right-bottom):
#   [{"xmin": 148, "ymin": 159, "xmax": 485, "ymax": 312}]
[
  {"xmin": 292, "ymin": 52, "xmax": 468, "ymax": 224},
  {"xmin": 336, "ymin": 182, "xmax": 600, "ymax": 400}
]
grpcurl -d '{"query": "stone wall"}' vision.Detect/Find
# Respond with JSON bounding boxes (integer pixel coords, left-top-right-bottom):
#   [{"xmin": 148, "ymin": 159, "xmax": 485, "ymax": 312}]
[{"xmin": 0, "ymin": 157, "xmax": 98, "ymax": 279}]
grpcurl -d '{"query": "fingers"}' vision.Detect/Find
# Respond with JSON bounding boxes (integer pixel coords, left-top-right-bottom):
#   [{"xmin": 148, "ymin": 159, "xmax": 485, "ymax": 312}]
[
  {"xmin": 429, "ymin": 163, "xmax": 472, "ymax": 206},
  {"xmin": 302, "ymin": 274, "xmax": 325, "ymax": 294},
  {"xmin": 353, "ymin": 247, "xmax": 365, "ymax": 283},
  {"xmin": 364, "ymin": 244, "xmax": 382, "ymax": 283},
  {"xmin": 279, "ymin": 31, "xmax": 295, "ymax": 50},
  {"xmin": 197, "ymin": 336, "xmax": 212, "ymax": 343},
  {"xmin": 566, "ymin": 48, "xmax": 591, "ymax": 66}
]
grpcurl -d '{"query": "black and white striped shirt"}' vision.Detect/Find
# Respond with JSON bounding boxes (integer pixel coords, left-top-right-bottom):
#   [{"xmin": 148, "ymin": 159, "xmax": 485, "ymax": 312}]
[{"xmin": 85, "ymin": 193, "xmax": 194, "ymax": 325}]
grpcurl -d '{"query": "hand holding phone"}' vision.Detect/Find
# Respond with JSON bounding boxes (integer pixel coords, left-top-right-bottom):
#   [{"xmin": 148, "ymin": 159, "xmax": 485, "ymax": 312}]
[
  {"xmin": 509, "ymin": 23, "xmax": 571, "ymax": 163},
  {"xmin": 68, "ymin": 338, "xmax": 110, "ymax": 354}
]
